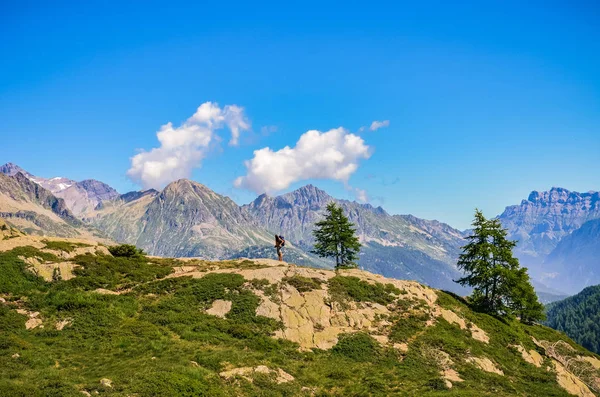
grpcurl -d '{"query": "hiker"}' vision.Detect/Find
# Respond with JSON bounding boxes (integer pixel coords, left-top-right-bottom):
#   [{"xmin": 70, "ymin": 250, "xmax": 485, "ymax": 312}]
[{"xmin": 275, "ymin": 234, "xmax": 285, "ymax": 262}]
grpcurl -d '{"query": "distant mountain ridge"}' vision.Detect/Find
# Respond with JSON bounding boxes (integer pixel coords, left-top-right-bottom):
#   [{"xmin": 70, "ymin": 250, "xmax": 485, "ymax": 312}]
[
  {"xmin": 0, "ymin": 171, "xmax": 103, "ymax": 238},
  {"xmin": 542, "ymin": 219, "xmax": 600, "ymax": 294},
  {"xmin": 498, "ymin": 187, "xmax": 600, "ymax": 294},
  {"xmin": 3, "ymin": 162, "xmax": 600, "ymax": 297},
  {"xmin": 0, "ymin": 162, "xmax": 76, "ymax": 192},
  {"xmin": 0, "ymin": 162, "xmax": 120, "ymax": 216},
  {"xmin": 498, "ymin": 187, "xmax": 600, "ymax": 263}
]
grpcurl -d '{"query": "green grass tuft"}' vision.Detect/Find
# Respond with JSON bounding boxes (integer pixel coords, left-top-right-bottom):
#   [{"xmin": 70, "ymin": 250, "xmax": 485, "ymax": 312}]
[
  {"xmin": 42, "ymin": 240, "xmax": 92, "ymax": 253},
  {"xmin": 282, "ymin": 275, "xmax": 323, "ymax": 292},
  {"xmin": 328, "ymin": 275, "xmax": 401, "ymax": 306}
]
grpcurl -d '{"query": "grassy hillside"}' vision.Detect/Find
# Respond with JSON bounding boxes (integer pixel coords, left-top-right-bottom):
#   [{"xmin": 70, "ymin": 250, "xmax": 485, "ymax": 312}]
[{"xmin": 1, "ymin": 243, "xmax": 599, "ymax": 396}]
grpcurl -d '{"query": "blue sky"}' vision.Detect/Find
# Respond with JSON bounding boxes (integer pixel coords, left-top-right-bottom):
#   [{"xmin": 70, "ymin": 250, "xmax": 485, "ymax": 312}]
[{"xmin": 1, "ymin": 1, "xmax": 598, "ymax": 229}]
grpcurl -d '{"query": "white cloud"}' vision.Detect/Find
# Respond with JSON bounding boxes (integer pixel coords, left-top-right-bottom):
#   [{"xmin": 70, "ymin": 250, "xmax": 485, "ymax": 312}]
[
  {"xmin": 223, "ymin": 105, "xmax": 251, "ymax": 145},
  {"xmin": 369, "ymin": 120, "xmax": 390, "ymax": 131},
  {"xmin": 127, "ymin": 102, "xmax": 250, "ymax": 189},
  {"xmin": 234, "ymin": 127, "xmax": 371, "ymax": 194},
  {"xmin": 354, "ymin": 187, "xmax": 369, "ymax": 203}
]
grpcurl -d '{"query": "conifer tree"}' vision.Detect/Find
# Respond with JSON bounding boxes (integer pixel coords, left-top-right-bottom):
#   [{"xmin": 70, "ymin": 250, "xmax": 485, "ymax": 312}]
[
  {"xmin": 457, "ymin": 209, "xmax": 545, "ymax": 322},
  {"xmin": 312, "ymin": 202, "xmax": 361, "ymax": 269}
]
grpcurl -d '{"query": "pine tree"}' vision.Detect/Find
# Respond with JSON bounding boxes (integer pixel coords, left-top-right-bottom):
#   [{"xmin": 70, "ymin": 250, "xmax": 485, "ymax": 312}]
[
  {"xmin": 457, "ymin": 209, "xmax": 545, "ymax": 322},
  {"xmin": 456, "ymin": 209, "xmax": 494, "ymax": 310},
  {"xmin": 508, "ymin": 268, "xmax": 546, "ymax": 324},
  {"xmin": 312, "ymin": 202, "xmax": 361, "ymax": 269}
]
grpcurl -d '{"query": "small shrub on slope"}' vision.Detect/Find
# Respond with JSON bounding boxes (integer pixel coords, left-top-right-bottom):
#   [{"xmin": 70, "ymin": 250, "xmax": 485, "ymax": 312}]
[
  {"xmin": 108, "ymin": 244, "xmax": 145, "ymax": 258},
  {"xmin": 283, "ymin": 275, "xmax": 323, "ymax": 292},
  {"xmin": 328, "ymin": 275, "xmax": 400, "ymax": 305}
]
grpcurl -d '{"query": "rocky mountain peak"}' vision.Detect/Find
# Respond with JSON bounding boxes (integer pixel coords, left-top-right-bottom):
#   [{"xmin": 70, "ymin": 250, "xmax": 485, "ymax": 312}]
[
  {"xmin": 75, "ymin": 179, "xmax": 119, "ymax": 201},
  {"xmin": 250, "ymin": 193, "xmax": 272, "ymax": 208},
  {"xmin": 0, "ymin": 162, "xmax": 30, "ymax": 177},
  {"xmin": 498, "ymin": 187, "xmax": 600, "ymax": 278},
  {"xmin": 12, "ymin": 171, "xmax": 30, "ymax": 184},
  {"xmin": 525, "ymin": 187, "xmax": 599, "ymax": 206},
  {"xmin": 0, "ymin": 171, "xmax": 79, "ymax": 225},
  {"xmin": 163, "ymin": 178, "xmax": 208, "ymax": 193},
  {"xmin": 278, "ymin": 184, "xmax": 333, "ymax": 208}
]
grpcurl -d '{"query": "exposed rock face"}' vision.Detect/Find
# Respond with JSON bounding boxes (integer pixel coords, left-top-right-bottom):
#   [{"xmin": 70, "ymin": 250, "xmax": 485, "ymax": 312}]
[
  {"xmin": 466, "ymin": 356, "xmax": 504, "ymax": 375},
  {"xmin": 512, "ymin": 344, "xmax": 543, "ymax": 367},
  {"xmin": 118, "ymin": 189, "xmax": 158, "ymax": 204},
  {"xmin": 0, "ymin": 218, "xmax": 23, "ymax": 239},
  {"xmin": 19, "ymin": 256, "xmax": 79, "ymax": 282},
  {"xmin": 219, "ymin": 366, "xmax": 294, "ymax": 384},
  {"xmin": 54, "ymin": 179, "xmax": 119, "ymax": 216},
  {"xmin": 16, "ymin": 309, "xmax": 43, "ymax": 330},
  {"xmin": 168, "ymin": 260, "xmax": 475, "ymax": 351},
  {"xmin": 498, "ymin": 188, "xmax": 600, "ymax": 268},
  {"xmin": 206, "ymin": 299, "xmax": 232, "ymax": 318},
  {"xmin": 55, "ymin": 319, "xmax": 72, "ymax": 331},
  {"xmin": 0, "ymin": 163, "xmax": 28, "ymax": 177},
  {"xmin": 553, "ymin": 360, "xmax": 595, "ymax": 397},
  {"xmin": 437, "ymin": 308, "xmax": 489, "ymax": 343}
]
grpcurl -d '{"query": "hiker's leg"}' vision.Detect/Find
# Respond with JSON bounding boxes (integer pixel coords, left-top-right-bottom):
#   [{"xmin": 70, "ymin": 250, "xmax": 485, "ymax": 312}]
[{"xmin": 277, "ymin": 248, "xmax": 282, "ymax": 261}]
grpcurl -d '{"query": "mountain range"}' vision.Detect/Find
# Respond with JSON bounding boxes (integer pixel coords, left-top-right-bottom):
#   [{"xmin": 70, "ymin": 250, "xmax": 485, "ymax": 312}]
[
  {"xmin": 498, "ymin": 188, "xmax": 600, "ymax": 294},
  {"xmin": 1, "ymin": 162, "xmax": 598, "ymax": 296}
]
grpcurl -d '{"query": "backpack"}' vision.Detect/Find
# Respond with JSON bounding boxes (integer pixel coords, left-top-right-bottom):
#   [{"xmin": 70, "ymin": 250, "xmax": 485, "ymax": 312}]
[{"xmin": 279, "ymin": 235, "xmax": 285, "ymax": 247}]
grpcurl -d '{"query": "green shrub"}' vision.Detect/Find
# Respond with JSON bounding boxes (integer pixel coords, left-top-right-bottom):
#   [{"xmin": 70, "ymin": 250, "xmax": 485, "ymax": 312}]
[
  {"xmin": 42, "ymin": 240, "xmax": 91, "ymax": 253},
  {"xmin": 0, "ymin": 249, "xmax": 48, "ymax": 295},
  {"xmin": 389, "ymin": 312, "xmax": 431, "ymax": 342},
  {"xmin": 68, "ymin": 253, "xmax": 172, "ymax": 290},
  {"xmin": 283, "ymin": 275, "xmax": 322, "ymax": 292},
  {"xmin": 328, "ymin": 276, "xmax": 400, "ymax": 305},
  {"xmin": 333, "ymin": 332, "xmax": 381, "ymax": 362},
  {"xmin": 0, "ymin": 243, "xmax": 594, "ymax": 397},
  {"xmin": 108, "ymin": 244, "xmax": 145, "ymax": 258}
]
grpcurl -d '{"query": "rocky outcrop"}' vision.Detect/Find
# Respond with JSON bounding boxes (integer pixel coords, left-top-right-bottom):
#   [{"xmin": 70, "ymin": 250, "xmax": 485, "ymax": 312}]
[
  {"xmin": 466, "ymin": 356, "xmax": 504, "ymax": 375},
  {"xmin": 219, "ymin": 366, "xmax": 294, "ymax": 384},
  {"xmin": 553, "ymin": 360, "xmax": 595, "ymax": 397},
  {"xmin": 0, "ymin": 218, "xmax": 23, "ymax": 239},
  {"xmin": 437, "ymin": 307, "xmax": 489, "ymax": 343},
  {"xmin": 16, "ymin": 309, "xmax": 43, "ymax": 329},
  {"xmin": 19, "ymin": 256, "xmax": 79, "ymax": 281},
  {"xmin": 511, "ymin": 344, "xmax": 544, "ymax": 367},
  {"xmin": 206, "ymin": 299, "xmax": 232, "ymax": 318},
  {"xmin": 168, "ymin": 260, "xmax": 476, "ymax": 352}
]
